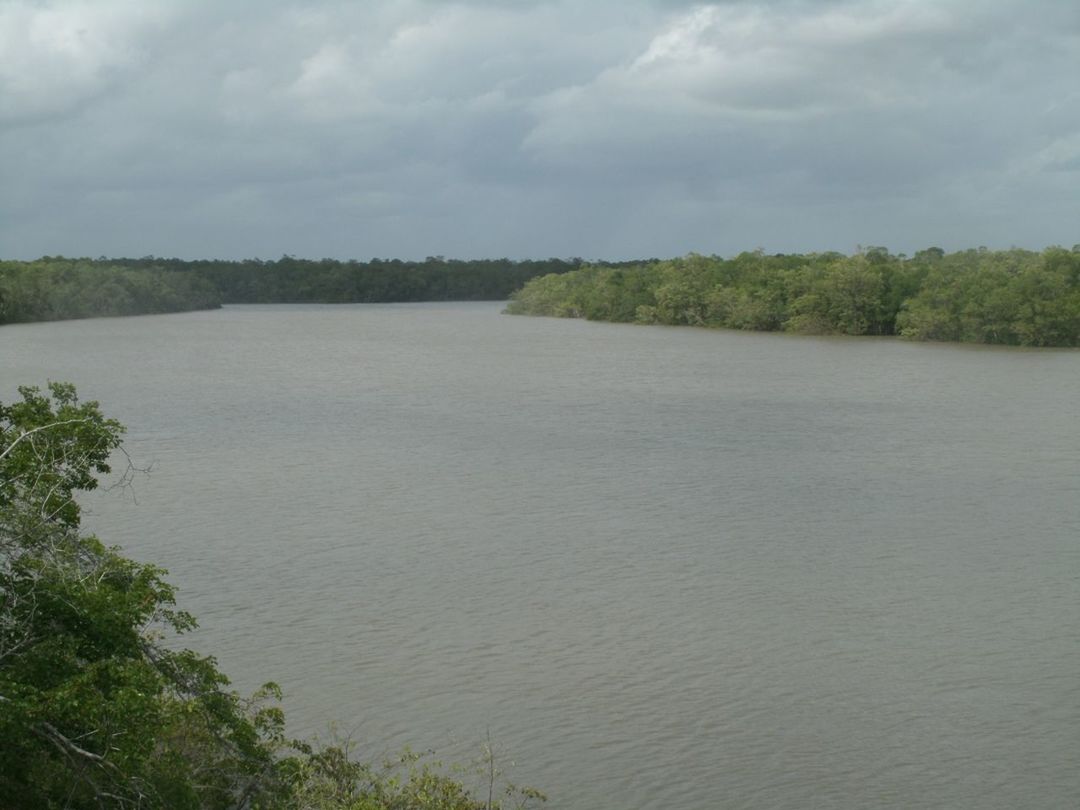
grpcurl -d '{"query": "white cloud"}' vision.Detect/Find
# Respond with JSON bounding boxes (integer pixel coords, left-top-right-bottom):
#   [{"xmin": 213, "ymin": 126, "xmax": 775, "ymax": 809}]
[
  {"xmin": 1018, "ymin": 132, "xmax": 1080, "ymax": 174},
  {"xmin": 525, "ymin": 0, "xmax": 963, "ymax": 161},
  {"xmin": 0, "ymin": 0, "xmax": 173, "ymax": 124},
  {"xmin": 285, "ymin": 41, "xmax": 383, "ymax": 121}
]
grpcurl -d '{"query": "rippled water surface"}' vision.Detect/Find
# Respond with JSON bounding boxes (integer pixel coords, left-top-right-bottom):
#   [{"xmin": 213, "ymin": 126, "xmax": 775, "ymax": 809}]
[{"xmin": 4, "ymin": 303, "xmax": 1078, "ymax": 808}]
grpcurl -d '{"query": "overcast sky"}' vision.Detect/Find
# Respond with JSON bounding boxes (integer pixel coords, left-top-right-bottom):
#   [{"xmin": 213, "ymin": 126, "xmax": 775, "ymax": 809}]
[{"xmin": 2, "ymin": 0, "xmax": 1078, "ymax": 260}]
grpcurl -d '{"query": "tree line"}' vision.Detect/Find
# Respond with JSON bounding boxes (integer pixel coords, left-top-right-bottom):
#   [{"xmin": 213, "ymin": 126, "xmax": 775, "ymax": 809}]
[
  {"xmin": 141, "ymin": 256, "xmax": 590, "ymax": 304},
  {"xmin": 1, "ymin": 255, "xmax": 602, "ymax": 325},
  {"xmin": 6, "ymin": 248, "xmax": 1080, "ymax": 346},
  {"xmin": 0, "ymin": 259, "xmax": 223, "ymax": 325},
  {"xmin": 1, "ymin": 383, "xmax": 545, "ymax": 809},
  {"xmin": 505, "ymin": 246, "xmax": 1080, "ymax": 347}
]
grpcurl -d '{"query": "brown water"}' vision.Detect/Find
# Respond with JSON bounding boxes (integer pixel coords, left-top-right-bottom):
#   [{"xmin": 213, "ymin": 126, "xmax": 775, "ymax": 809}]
[{"xmin": 3, "ymin": 302, "xmax": 1078, "ymax": 808}]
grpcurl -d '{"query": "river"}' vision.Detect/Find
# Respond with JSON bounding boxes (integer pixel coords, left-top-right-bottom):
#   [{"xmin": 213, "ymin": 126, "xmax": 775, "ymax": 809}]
[{"xmin": 3, "ymin": 302, "xmax": 1078, "ymax": 808}]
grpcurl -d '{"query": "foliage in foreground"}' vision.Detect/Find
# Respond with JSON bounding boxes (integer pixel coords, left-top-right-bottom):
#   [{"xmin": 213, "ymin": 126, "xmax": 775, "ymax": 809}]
[
  {"xmin": 506, "ymin": 246, "xmax": 1080, "ymax": 346},
  {"xmin": 0, "ymin": 383, "xmax": 544, "ymax": 809}
]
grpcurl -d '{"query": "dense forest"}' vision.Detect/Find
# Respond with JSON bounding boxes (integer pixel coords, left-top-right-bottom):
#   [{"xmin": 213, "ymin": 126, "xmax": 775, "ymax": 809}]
[
  {"xmin": 506, "ymin": 247, "xmax": 1080, "ymax": 347},
  {"xmin": 0, "ymin": 259, "xmax": 223, "ymax": 324},
  {"xmin": 0, "ymin": 256, "xmax": 594, "ymax": 325},
  {"xmin": 0, "ymin": 383, "xmax": 545, "ymax": 809},
  {"xmin": 5, "ymin": 248, "xmax": 1080, "ymax": 346},
  {"xmin": 117, "ymin": 256, "xmax": 591, "ymax": 304}
]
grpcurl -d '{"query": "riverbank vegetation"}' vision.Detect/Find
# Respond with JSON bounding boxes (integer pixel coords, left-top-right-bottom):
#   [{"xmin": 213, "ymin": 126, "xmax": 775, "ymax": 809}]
[
  {"xmin": 1, "ymin": 255, "xmax": 598, "ymax": 325},
  {"xmin": 506, "ymin": 247, "xmax": 1080, "ymax": 347},
  {"xmin": 0, "ymin": 382, "xmax": 544, "ymax": 809},
  {"xmin": 0, "ymin": 259, "xmax": 222, "ymax": 325},
  {"xmin": 151, "ymin": 256, "xmax": 589, "ymax": 304},
  {"xmin": 7, "ymin": 248, "xmax": 1080, "ymax": 346}
]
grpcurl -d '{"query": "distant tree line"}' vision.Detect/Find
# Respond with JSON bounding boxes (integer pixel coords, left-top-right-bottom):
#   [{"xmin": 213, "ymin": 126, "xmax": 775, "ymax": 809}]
[
  {"xmin": 0, "ymin": 259, "xmax": 222, "ymax": 325},
  {"xmin": 6, "ymin": 249, "xmax": 1080, "ymax": 345},
  {"xmin": 506, "ymin": 246, "xmax": 1080, "ymax": 347},
  {"xmin": 141, "ymin": 256, "xmax": 593, "ymax": 304},
  {"xmin": 0, "ymin": 255, "xmax": 604, "ymax": 325}
]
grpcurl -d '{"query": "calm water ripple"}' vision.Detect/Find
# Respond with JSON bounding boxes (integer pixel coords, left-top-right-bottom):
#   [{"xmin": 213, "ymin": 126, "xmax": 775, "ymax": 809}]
[{"xmin": 3, "ymin": 302, "xmax": 1078, "ymax": 808}]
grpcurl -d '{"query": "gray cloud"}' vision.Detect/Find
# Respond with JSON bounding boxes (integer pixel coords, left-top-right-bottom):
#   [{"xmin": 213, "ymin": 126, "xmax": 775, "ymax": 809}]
[{"xmin": 1, "ymin": 0, "xmax": 1077, "ymax": 260}]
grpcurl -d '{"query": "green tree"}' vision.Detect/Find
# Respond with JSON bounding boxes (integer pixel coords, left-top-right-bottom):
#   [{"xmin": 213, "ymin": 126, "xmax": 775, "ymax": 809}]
[
  {"xmin": 506, "ymin": 246, "xmax": 1080, "ymax": 346},
  {"xmin": 0, "ymin": 383, "xmax": 285, "ymax": 808}
]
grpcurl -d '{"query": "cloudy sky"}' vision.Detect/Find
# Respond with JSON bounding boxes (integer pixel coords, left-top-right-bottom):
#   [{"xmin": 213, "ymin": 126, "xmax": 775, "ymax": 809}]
[{"xmin": 2, "ymin": 0, "xmax": 1078, "ymax": 260}]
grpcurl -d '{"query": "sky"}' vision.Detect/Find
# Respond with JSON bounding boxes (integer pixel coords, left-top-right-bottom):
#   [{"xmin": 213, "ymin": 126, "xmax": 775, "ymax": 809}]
[{"xmin": 1, "ymin": 0, "xmax": 1078, "ymax": 261}]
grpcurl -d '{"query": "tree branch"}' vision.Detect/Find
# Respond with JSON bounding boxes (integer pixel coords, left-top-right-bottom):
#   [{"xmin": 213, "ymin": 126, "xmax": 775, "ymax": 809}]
[{"xmin": 0, "ymin": 418, "xmax": 93, "ymax": 462}]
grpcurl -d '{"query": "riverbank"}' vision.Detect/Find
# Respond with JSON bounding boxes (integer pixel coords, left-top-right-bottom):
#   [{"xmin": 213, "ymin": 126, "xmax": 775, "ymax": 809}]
[{"xmin": 505, "ymin": 247, "xmax": 1080, "ymax": 347}]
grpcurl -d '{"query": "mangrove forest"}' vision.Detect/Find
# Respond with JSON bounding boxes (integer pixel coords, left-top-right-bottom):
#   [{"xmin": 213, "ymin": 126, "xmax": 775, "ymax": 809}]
[{"xmin": 506, "ymin": 246, "xmax": 1080, "ymax": 347}]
